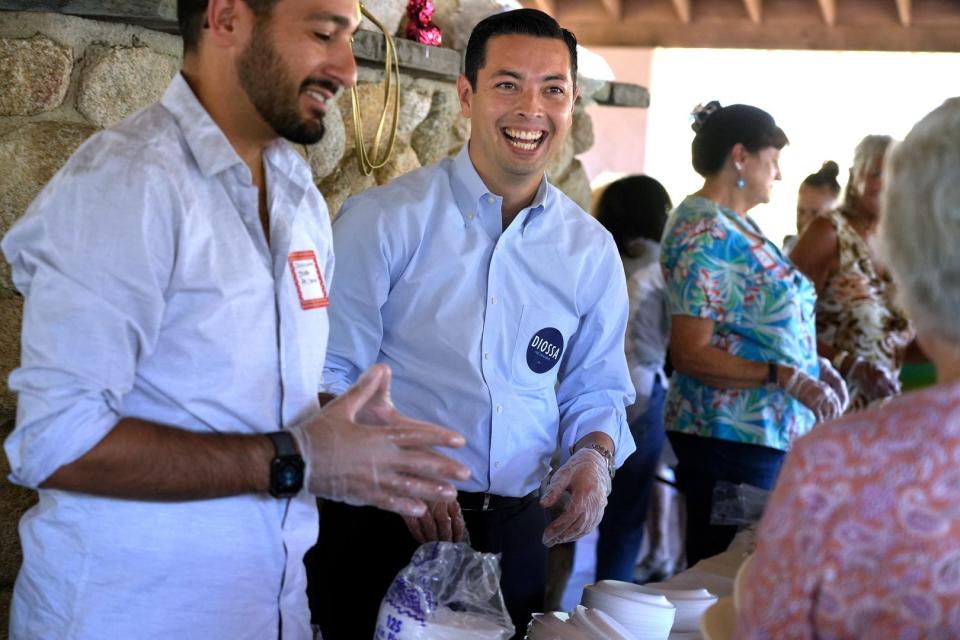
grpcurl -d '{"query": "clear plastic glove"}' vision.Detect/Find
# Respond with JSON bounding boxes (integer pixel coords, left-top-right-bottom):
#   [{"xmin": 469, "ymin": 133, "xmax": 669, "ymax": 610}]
[
  {"xmin": 781, "ymin": 365, "xmax": 844, "ymax": 423},
  {"xmin": 848, "ymin": 356, "xmax": 901, "ymax": 402},
  {"xmin": 290, "ymin": 364, "xmax": 470, "ymax": 518},
  {"xmin": 539, "ymin": 447, "xmax": 612, "ymax": 547},
  {"xmin": 817, "ymin": 357, "xmax": 850, "ymax": 414},
  {"xmin": 403, "ymin": 499, "xmax": 468, "ymax": 544}
]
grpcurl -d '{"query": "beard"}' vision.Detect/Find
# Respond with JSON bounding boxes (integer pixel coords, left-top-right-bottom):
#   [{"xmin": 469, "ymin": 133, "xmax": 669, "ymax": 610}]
[{"xmin": 236, "ymin": 19, "xmax": 327, "ymax": 145}]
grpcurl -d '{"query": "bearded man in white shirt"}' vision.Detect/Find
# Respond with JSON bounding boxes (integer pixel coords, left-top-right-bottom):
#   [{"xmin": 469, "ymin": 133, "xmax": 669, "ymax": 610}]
[{"xmin": 1, "ymin": 1, "xmax": 469, "ymax": 638}]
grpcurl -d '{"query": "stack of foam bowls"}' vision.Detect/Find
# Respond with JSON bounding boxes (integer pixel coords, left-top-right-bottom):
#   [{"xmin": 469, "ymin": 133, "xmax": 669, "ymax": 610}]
[
  {"xmin": 568, "ymin": 605, "xmax": 633, "ymax": 639},
  {"xmin": 580, "ymin": 580, "xmax": 676, "ymax": 639},
  {"xmin": 638, "ymin": 583, "xmax": 718, "ymax": 632},
  {"xmin": 526, "ymin": 612, "xmax": 586, "ymax": 640},
  {"xmin": 526, "ymin": 607, "xmax": 634, "ymax": 640}
]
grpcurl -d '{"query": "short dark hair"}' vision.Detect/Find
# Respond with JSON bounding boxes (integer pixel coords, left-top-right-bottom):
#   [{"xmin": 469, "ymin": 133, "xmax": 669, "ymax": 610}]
[
  {"xmin": 801, "ymin": 160, "xmax": 841, "ymax": 197},
  {"xmin": 463, "ymin": 9, "xmax": 578, "ymax": 91},
  {"xmin": 178, "ymin": 0, "xmax": 281, "ymax": 52},
  {"xmin": 596, "ymin": 175, "xmax": 672, "ymax": 253},
  {"xmin": 690, "ymin": 102, "xmax": 788, "ymax": 178}
]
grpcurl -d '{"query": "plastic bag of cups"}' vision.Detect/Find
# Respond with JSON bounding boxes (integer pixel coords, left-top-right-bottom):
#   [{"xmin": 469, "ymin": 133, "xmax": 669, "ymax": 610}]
[{"xmin": 374, "ymin": 542, "xmax": 513, "ymax": 640}]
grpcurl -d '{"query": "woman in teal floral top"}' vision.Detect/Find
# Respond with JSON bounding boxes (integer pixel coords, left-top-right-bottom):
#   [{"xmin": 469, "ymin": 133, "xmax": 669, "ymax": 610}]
[{"xmin": 661, "ymin": 102, "xmax": 849, "ymax": 565}]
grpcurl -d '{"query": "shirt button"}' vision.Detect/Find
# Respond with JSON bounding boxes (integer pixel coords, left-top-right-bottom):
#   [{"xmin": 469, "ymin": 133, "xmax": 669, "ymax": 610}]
[
  {"xmin": 494, "ymin": 461, "xmax": 502, "ymax": 469},
  {"xmin": 484, "ymin": 352, "xmax": 490, "ymax": 360},
  {"xmin": 466, "ymin": 212, "xmax": 474, "ymax": 221},
  {"xmin": 486, "ymin": 195, "xmax": 495, "ymax": 205},
  {"xmin": 490, "ymin": 297, "xmax": 497, "ymax": 305},
  {"xmin": 496, "ymin": 405, "xmax": 503, "ymax": 414}
]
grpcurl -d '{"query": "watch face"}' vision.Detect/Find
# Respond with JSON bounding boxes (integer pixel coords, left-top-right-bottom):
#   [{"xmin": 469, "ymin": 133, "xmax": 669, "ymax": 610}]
[
  {"xmin": 278, "ymin": 464, "xmax": 300, "ymax": 488},
  {"xmin": 271, "ymin": 456, "xmax": 304, "ymax": 497}
]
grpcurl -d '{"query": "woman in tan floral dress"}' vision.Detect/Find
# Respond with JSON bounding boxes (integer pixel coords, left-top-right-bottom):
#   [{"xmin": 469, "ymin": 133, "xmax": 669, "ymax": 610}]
[{"xmin": 791, "ymin": 135, "xmax": 915, "ymax": 410}]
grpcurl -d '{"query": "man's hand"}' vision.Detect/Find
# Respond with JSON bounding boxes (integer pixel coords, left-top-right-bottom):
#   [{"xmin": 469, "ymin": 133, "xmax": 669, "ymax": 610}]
[
  {"xmin": 539, "ymin": 447, "xmax": 612, "ymax": 547},
  {"xmin": 402, "ymin": 499, "xmax": 467, "ymax": 543},
  {"xmin": 291, "ymin": 364, "xmax": 470, "ymax": 517}
]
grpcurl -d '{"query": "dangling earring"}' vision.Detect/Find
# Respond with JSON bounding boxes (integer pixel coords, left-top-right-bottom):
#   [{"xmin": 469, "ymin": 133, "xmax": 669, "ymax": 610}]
[{"xmin": 734, "ymin": 162, "xmax": 745, "ymax": 190}]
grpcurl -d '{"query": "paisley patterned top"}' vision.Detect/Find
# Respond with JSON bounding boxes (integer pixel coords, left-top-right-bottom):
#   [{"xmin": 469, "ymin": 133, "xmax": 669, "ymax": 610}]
[
  {"xmin": 736, "ymin": 381, "xmax": 960, "ymax": 639},
  {"xmin": 661, "ymin": 195, "xmax": 818, "ymax": 451},
  {"xmin": 815, "ymin": 209, "xmax": 915, "ymax": 409}
]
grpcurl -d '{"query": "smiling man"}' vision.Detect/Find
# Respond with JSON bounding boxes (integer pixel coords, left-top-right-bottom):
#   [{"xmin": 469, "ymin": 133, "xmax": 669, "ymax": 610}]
[
  {"xmin": 309, "ymin": 9, "xmax": 636, "ymax": 638},
  {"xmin": 0, "ymin": 1, "xmax": 471, "ymax": 638}
]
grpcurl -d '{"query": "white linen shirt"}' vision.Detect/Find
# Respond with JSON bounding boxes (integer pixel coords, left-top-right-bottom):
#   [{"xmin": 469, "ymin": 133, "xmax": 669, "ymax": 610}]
[
  {"xmin": 323, "ymin": 145, "xmax": 635, "ymax": 496},
  {"xmin": 2, "ymin": 74, "xmax": 331, "ymax": 640}
]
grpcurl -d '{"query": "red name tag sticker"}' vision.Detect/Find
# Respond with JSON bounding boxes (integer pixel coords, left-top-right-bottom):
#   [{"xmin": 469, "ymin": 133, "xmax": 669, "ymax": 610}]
[
  {"xmin": 751, "ymin": 243, "xmax": 777, "ymax": 270},
  {"xmin": 288, "ymin": 250, "xmax": 329, "ymax": 310}
]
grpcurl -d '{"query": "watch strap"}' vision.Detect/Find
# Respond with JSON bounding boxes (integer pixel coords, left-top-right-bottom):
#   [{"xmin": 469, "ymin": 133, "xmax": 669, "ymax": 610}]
[
  {"xmin": 266, "ymin": 430, "xmax": 298, "ymax": 457},
  {"xmin": 767, "ymin": 362, "xmax": 778, "ymax": 385},
  {"xmin": 581, "ymin": 442, "xmax": 615, "ymax": 479}
]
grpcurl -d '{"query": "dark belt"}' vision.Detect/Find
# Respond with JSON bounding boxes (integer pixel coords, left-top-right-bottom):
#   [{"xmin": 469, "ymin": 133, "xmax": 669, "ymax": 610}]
[{"xmin": 457, "ymin": 489, "xmax": 540, "ymax": 512}]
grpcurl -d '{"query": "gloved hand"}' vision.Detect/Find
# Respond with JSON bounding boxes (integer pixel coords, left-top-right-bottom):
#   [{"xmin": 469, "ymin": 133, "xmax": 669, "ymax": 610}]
[
  {"xmin": 539, "ymin": 447, "xmax": 612, "ymax": 547},
  {"xmin": 817, "ymin": 357, "xmax": 850, "ymax": 414},
  {"xmin": 847, "ymin": 356, "xmax": 901, "ymax": 403},
  {"xmin": 403, "ymin": 499, "xmax": 468, "ymax": 544},
  {"xmin": 781, "ymin": 365, "xmax": 844, "ymax": 423},
  {"xmin": 290, "ymin": 364, "xmax": 470, "ymax": 518}
]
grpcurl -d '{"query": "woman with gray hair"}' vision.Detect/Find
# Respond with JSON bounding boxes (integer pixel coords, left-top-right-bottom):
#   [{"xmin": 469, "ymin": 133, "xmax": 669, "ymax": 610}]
[
  {"xmin": 737, "ymin": 96, "xmax": 960, "ymax": 639},
  {"xmin": 790, "ymin": 135, "xmax": 914, "ymax": 410}
]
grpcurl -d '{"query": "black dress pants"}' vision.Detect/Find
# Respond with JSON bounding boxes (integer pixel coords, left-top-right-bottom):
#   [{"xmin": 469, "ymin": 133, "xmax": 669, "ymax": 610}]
[{"xmin": 307, "ymin": 496, "xmax": 548, "ymax": 640}]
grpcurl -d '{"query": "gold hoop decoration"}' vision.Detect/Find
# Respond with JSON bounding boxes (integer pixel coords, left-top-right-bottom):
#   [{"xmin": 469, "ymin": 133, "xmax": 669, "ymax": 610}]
[{"xmin": 351, "ymin": 2, "xmax": 401, "ymax": 176}]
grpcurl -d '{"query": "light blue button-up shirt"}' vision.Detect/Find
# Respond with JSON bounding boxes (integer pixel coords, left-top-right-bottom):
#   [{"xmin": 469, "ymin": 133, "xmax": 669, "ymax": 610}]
[
  {"xmin": 323, "ymin": 145, "xmax": 635, "ymax": 496},
  {"xmin": 2, "ymin": 74, "xmax": 329, "ymax": 640}
]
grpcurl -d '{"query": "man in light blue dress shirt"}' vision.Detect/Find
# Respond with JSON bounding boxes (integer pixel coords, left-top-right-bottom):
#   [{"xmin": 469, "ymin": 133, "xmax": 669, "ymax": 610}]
[
  {"xmin": 309, "ymin": 9, "xmax": 635, "ymax": 638},
  {"xmin": 1, "ymin": 1, "xmax": 469, "ymax": 638}
]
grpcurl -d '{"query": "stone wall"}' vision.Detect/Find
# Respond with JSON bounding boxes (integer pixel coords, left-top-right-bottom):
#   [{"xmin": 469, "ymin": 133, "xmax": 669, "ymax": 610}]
[{"xmin": 0, "ymin": 10, "xmax": 598, "ymax": 631}]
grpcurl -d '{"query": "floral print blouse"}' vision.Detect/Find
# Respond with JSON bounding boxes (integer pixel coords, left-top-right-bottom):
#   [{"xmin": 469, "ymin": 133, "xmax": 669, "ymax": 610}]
[
  {"xmin": 736, "ymin": 381, "xmax": 960, "ymax": 639},
  {"xmin": 660, "ymin": 195, "xmax": 818, "ymax": 451},
  {"xmin": 815, "ymin": 209, "xmax": 915, "ymax": 409}
]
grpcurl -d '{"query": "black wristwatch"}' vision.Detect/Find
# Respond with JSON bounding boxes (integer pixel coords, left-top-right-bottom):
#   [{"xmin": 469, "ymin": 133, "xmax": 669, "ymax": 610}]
[{"xmin": 266, "ymin": 431, "xmax": 304, "ymax": 498}]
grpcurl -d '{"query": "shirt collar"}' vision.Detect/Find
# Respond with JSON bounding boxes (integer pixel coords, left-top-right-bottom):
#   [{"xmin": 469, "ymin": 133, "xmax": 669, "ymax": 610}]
[
  {"xmin": 160, "ymin": 74, "xmax": 313, "ymax": 192},
  {"xmin": 450, "ymin": 143, "xmax": 550, "ymax": 229}
]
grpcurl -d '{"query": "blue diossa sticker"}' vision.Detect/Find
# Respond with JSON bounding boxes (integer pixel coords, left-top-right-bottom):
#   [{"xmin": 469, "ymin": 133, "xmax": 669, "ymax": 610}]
[{"xmin": 527, "ymin": 327, "xmax": 564, "ymax": 374}]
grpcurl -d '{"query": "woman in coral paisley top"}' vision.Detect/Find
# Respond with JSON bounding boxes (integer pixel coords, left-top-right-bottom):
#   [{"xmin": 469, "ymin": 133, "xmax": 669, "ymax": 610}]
[
  {"xmin": 661, "ymin": 102, "xmax": 848, "ymax": 566},
  {"xmin": 738, "ymin": 98, "xmax": 960, "ymax": 639},
  {"xmin": 791, "ymin": 135, "xmax": 915, "ymax": 410}
]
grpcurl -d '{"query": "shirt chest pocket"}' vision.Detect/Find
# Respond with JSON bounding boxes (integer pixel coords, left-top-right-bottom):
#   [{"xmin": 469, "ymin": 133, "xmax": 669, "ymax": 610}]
[{"xmin": 511, "ymin": 305, "xmax": 579, "ymax": 390}]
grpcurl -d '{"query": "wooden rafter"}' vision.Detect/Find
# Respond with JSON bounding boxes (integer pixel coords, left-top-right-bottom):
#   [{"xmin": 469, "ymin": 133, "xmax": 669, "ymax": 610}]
[
  {"xmin": 526, "ymin": 0, "xmax": 556, "ymax": 17},
  {"xmin": 896, "ymin": 0, "xmax": 911, "ymax": 26},
  {"xmin": 599, "ymin": 0, "xmax": 621, "ymax": 20},
  {"xmin": 817, "ymin": 0, "xmax": 836, "ymax": 26},
  {"xmin": 671, "ymin": 0, "xmax": 692, "ymax": 23},
  {"xmin": 742, "ymin": 0, "xmax": 762, "ymax": 24}
]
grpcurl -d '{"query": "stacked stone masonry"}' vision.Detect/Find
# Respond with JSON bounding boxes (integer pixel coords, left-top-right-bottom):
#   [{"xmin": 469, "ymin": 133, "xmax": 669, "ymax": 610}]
[{"xmin": 0, "ymin": 10, "xmax": 606, "ymax": 629}]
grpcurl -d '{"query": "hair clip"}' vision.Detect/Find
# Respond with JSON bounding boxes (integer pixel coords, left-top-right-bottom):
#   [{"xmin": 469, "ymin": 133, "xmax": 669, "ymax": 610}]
[{"xmin": 690, "ymin": 100, "xmax": 722, "ymax": 133}]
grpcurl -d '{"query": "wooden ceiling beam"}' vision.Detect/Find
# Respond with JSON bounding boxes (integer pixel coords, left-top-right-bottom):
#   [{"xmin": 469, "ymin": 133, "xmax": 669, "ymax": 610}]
[
  {"xmin": 671, "ymin": 0, "xmax": 691, "ymax": 23},
  {"xmin": 817, "ymin": 0, "xmax": 836, "ymax": 26},
  {"xmin": 598, "ymin": 0, "xmax": 621, "ymax": 20},
  {"xmin": 563, "ymin": 18, "xmax": 960, "ymax": 51},
  {"xmin": 525, "ymin": 0, "xmax": 556, "ymax": 17},
  {"xmin": 896, "ymin": 0, "xmax": 911, "ymax": 26},
  {"xmin": 742, "ymin": 0, "xmax": 762, "ymax": 24}
]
